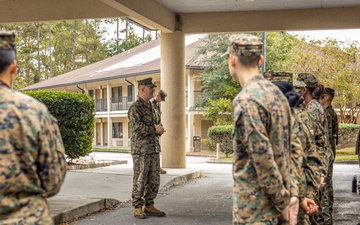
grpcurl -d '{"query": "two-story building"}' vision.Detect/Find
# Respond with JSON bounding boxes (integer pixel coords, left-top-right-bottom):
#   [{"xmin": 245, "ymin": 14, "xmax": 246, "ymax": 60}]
[{"xmin": 22, "ymin": 35, "xmax": 213, "ymax": 152}]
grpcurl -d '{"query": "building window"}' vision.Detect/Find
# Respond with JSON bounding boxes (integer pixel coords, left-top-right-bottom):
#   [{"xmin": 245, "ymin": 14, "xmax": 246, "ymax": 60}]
[
  {"xmin": 128, "ymin": 85, "xmax": 134, "ymax": 102},
  {"xmin": 112, "ymin": 122, "xmax": 123, "ymax": 138},
  {"xmin": 112, "ymin": 86, "xmax": 122, "ymax": 103},
  {"xmin": 88, "ymin": 90, "xmax": 94, "ymax": 98}
]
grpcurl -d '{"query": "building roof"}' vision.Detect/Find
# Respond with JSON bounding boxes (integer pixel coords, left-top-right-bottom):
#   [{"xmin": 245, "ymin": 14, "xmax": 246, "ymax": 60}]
[{"xmin": 22, "ymin": 35, "xmax": 207, "ymax": 91}]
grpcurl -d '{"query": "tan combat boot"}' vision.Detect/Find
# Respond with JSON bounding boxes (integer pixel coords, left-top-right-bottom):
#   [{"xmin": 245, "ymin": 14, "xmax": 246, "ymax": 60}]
[
  {"xmin": 134, "ymin": 207, "xmax": 147, "ymax": 219},
  {"xmin": 160, "ymin": 168, "xmax": 167, "ymax": 174},
  {"xmin": 144, "ymin": 204, "xmax": 166, "ymax": 217}
]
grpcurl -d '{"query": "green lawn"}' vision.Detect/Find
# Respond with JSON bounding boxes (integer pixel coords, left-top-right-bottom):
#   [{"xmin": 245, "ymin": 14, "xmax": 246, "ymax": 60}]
[
  {"xmin": 92, "ymin": 147, "xmax": 130, "ymax": 153},
  {"xmin": 209, "ymin": 147, "xmax": 359, "ymax": 163}
]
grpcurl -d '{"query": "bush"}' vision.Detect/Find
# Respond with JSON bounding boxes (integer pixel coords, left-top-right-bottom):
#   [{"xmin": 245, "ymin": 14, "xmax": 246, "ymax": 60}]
[
  {"xmin": 26, "ymin": 90, "xmax": 95, "ymax": 160},
  {"xmin": 338, "ymin": 123, "xmax": 360, "ymax": 150},
  {"xmin": 201, "ymin": 138, "xmax": 216, "ymax": 151},
  {"xmin": 208, "ymin": 125, "xmax": 233, "ymax": 157}
]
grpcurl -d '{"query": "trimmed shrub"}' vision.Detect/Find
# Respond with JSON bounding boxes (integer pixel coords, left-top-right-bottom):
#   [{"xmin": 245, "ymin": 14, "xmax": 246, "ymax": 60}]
[
  {"xmin": 208, "ymin": 125, "xmax": 233, "ymax": 157},
  {"xmin": 201, "ymin": 138, "xmax": 216, "ymax": 151},
  {"xmin": 26, "ymin": 90, "xmax": 95, "ymax": 160},
  {"xmin": 338, "ymin": 123, "xmax": 360, "ymax": 150}
]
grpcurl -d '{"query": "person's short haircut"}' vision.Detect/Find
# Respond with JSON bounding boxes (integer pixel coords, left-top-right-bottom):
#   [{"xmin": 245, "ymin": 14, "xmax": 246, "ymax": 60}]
[
  {"xmin": 237, "ymin": 55, "xmax": 261, "ymax": 68},
  {"xmin": 0, "ymin": 50, "xmax": 16, "ymax": 74}
]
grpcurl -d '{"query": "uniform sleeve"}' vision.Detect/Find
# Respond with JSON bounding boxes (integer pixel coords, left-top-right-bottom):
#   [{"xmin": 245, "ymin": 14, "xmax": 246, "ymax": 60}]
[
  {"xmin": 290, "ymin": 117, "xmax": 305, "ymax": 199},
  {"xmin": 37, "ymin": 112, "xmax": 67, "ymax": 198},
  {"xmin": 128, "ymin": 105, "xmax": 156, "ymax": 137},
  {"xmin": 240, "ymin": 102, "xmax": 290, "ymax": 211},
  {"xmin": 307, "ymin": 110, "xmax": 328, "ymax": 176}
]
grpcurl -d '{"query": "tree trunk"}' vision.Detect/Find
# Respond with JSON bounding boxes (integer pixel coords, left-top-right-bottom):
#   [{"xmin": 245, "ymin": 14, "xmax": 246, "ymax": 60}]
[
  {"xmin": 72, "ymin": 20, "xmax": 77, "ymax": 70},
  {"xmin": 48, "ymin": 23, "xmax": 53, "ymax": 78},
  {"xmin": 85, "ymin": 20, "xmax": 89, "ymax": 63},
  {"xmin": 35, "ymin": 22, "xmax": 40, "ymax": 83}
]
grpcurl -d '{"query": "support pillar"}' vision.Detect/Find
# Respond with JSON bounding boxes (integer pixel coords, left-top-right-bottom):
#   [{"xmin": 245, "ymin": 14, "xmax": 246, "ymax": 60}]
[
  {"xmin": 160, "ymin": 31, "xmax": 186, "ymax": 168},
  {"xmin": 107, "ymin": 83, "xmax": 112, "ymax": 148}
]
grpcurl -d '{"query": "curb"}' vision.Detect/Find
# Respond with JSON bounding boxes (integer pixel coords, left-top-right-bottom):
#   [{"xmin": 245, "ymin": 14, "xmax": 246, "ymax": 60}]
[
  {"xmin": 53, "ymin": 198, "xmax": 121, "ymax": 224},
  {"xmin": 161, "ymin": 171, "xmax": 202, "ymax": 190},
  {"xmin": 53, "ymin": 170, "xmax": 201, "ymax": 224},
  {"xmin": 67, "ymin": 160, "xmax": 127, "ymax": 170}
]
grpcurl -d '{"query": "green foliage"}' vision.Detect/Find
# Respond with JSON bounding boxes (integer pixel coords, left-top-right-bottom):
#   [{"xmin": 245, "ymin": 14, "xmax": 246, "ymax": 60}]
[
  {"xmin": 201, "ymin": 138, "xmax": 216, "ymax": 151},
  {"xmin": 204, "ymin": 98, "xmax": 232, "ymax": 125},
  {"xmin": 25, "ymin": 90, "xmax": 95, "ymax": 160},
  {"xmin": 195, "ymin": 32, "xmax": 298, "ymax": 124},
  {"xmin": 339, "ymin": 123, "xmax": 360, "ymax": 131},
  {"xmin": 208, "ymin": 125, "xmax": 233, "ymax": 157}
]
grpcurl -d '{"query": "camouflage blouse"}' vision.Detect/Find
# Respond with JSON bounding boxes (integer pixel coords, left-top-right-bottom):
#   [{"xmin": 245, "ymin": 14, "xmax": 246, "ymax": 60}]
[
  {"xmin": 232, "ymin": 75, "xmax": 291, "ymax": 224},
  {"xmin": 306, "ymin": 100, "xmax": 333, "ymax": 175},
  {"xmin": 0, "ymin": 85, "xmax": 66, "ymax": 224},
  {"xmin": 128, "ymin": 97, "xmax": 159, "ymax": 155}
]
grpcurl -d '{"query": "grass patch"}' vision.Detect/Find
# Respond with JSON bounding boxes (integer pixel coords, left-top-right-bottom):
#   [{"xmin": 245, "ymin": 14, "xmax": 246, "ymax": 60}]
[
  {"xmin": 208, "ymin": 147, "xmax": 359, "ymax": 163},
  {"xmin": 92, "ymin": 148, "xmax": 130, "ymax": 153},
  {"xmin": 335, "ymin": 155, "xmax": 358, "ymax": 161},
  {"xmin": 336, "ymin": 147, "xmax": 356, "ymax": 155}
]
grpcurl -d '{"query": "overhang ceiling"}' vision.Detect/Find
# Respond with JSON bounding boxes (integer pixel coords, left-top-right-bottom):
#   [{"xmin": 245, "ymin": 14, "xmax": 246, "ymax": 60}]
[{"xmin": 1, "ymin": 0, "xmax": 360, "ymax": 33}]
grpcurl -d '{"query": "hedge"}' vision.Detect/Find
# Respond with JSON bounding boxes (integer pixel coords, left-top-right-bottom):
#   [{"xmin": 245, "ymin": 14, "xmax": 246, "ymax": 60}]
[
  {"xmin": 26, "ymin": 90, "xmax": 95, "ymax": 160},
  {"xmin": 338, "ymin": 123, "xmax": 360, "ymax": 150},
  {"xmin": 208, "ymin": 125, "xmax": 233, "ymax": 157},
  {"xmin": 207, "ymin": 123, "xmax": 360, "ymax": 157}
]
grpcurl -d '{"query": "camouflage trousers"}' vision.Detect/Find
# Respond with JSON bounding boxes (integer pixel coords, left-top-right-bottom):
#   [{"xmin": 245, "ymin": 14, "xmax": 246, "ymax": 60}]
[
  {"xmin": 131, "ymin": 153, "xmax": 160, "ymax": 208},
  {"xmin": 310, "ymin": 160, "xmax": 334, "ymax": 225},
  {"xmin": 318, "ymin": 159, "xmax": 334, "ymax": 225}
]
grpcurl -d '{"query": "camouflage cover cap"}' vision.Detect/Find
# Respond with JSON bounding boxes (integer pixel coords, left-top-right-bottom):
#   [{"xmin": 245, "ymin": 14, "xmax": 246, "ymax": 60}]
[
  {"xmin": 138, "ymin": 77, "xmax": 157, "ymax": 87},
  {"xmin": 222, "ymin": 33, "xmax": 263, "ymax": 57},
  {"xmin": 263, "ymin": 71, "xmax": 293, "ymax": 83},
  {"xmin": 159, "ymin": 89, "xmax": 167, "ymax": 101},
  {"xmin": 0, "ymin": 30, "xmax": 16, "ymax": 51},
  {"xmin": 297, "ymin": 73, "xmax": 318, "ymax": 89},
  {"xmin": 324, "ymin": 87, "xmax": 335, "ymax": 98},
  {"xmin": 293, "ymin": 79, "xmax": 306, "ymax": 89}
]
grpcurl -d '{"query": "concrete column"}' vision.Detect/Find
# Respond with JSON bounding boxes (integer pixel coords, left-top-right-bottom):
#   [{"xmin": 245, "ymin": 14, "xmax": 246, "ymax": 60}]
[
  {"xmin": 107, "ymin": 116, "xmax": 112, "ymax": 148},
  {"xmin": 187, "ymin": 70, "xmax": 194, "ymax": 152},
  {"xmin": 100, "ymin": 120, "xmax": 104, "ymax": 146},
  {"xmin": 161, "ymin": 31, "xmax": 186, "ymax": 168},
  {"xmin": 106, "ymin": 83, "xmax": 112, "ymax": 148}
]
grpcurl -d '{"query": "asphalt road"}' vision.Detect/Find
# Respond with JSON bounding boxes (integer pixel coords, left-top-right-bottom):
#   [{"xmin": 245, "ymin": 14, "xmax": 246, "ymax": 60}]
[{"xmin": 69, "ymin": 153, "xmax": 360, "ymax": 225}]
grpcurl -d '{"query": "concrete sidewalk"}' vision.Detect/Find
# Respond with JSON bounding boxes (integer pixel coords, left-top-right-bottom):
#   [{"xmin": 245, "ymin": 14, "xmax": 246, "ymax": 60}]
[{"xmin": 49, "ymin": 157, "xmax": 202, "ymax": 224}]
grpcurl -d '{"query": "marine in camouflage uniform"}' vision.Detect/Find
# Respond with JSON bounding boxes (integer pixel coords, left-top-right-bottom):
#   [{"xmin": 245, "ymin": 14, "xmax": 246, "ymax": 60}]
[
  {"xmin": 297, "ymin": 74, "xmax": 333, "ymax": 225},
  {"xmin": 320, "ymin": 87, "xmax": 338, "ymax": 225},
  {"xmin": 0, "ymin": 31, "xmax": 67, "ymax": 224},
  {"xmin": 227, "ymin": 34, "xmax": 292, "ymax": 225},
  {"xmin": 151, "ymin": 90, "xmax": 167, "ymax": 174},
  {"xmin": 293, "ymin": 80, "xmax": 322, "ymax": 225},
  {"xmin": 128, "ymin": 77, "xmax": 165, "ymax": 219},
  {"xmin": 267, "ymin": 72, "xmax": 323, "ymax": 225},
  {"xmin": 264, "ymin": 72, "xmax": 305, "ymax": 204}
]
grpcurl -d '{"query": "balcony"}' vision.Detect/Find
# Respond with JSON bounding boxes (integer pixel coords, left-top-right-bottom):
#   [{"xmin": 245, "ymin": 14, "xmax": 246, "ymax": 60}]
[
  {"xmin": 95, "ymin": 98, "xmax": 107, "ymax": 112},
  {"xmin": 111, "ymin": 96, "xmax": 134, "ymax": 111}
]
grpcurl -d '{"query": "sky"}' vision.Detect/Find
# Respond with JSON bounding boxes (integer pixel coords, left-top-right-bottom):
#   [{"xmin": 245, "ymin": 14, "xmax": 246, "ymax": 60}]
[
  {"xmin": 288, "ymin": 29, "xmax": 360, "ymax": 43},
  {"xmin": 105, "ymin": 20, "xmax": 360, "ymax": 45}
]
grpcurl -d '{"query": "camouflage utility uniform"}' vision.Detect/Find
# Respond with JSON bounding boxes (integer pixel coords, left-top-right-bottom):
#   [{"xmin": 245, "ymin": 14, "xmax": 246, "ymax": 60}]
[
  {"xmin": 0, "ymin": 30, "xmax": 66, "ymax": 224},
  {"xmin": 321, "ymin": 101, "xmax": 338, "ymax": 225},
  {"xmin": 232, "ymin": 75, "xmax": 292, "ymax": 224},
  {"xmin": 0, "ymin": 86, "xmax": 67, "ymax": 224},
  {"xmin": 293, "ymin": 105, "xmax": 322, "ymax": 224},
  {"xmin": 128, "ymin": 97, "xmax": 160, "ymax": 208},
  {"xmin": 151, "ymin": 99, "xmax": 161, "ymax": 153}
]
